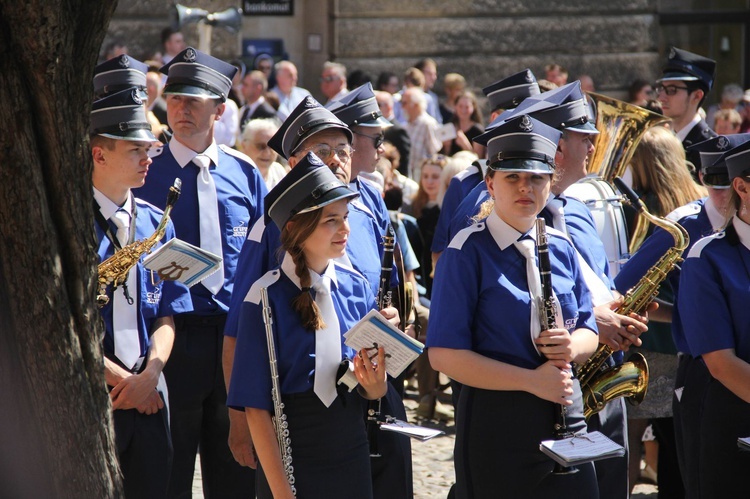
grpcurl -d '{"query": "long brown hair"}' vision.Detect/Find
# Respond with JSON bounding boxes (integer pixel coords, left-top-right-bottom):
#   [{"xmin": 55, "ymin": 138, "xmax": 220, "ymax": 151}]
[
  {"xmin": 450, "ymin": 91, "xmax": 484, "ymax": 126},
  {"xmin": 412, "ymin": 155, "xmax": 448, "ymax": 218},
  {"xmin": 629, "ymin": 126, "xmax": 707, "ymax": 217},
  {"xmin": 280, "ymin": 208, "xmax": 326, "ymax": 331}
]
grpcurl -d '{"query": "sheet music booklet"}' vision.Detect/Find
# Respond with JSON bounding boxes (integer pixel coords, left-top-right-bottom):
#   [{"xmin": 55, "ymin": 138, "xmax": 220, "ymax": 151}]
[
  {"xmin": 143, "ymin": 238, "xmax": 222, "ymax": 287},
  {"xmin": 343, "ymin": 309, "xmax": 424, "ymax": 378},
  {"xmin": 380, "ymin": 417, "xmax": 444, "ymax": 441},
  {"xmin": 540, "ymin": 431, "xmax": 625, "ymax": 467}
]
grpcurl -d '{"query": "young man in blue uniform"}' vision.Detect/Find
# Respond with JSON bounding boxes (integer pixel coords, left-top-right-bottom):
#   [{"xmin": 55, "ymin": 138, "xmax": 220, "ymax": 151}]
[
  {"xmin": 134, "ymin": 47, "xmax": 266, "ymax": 498},
  {"xmin": 656, "ymin": 47, "xmax": 717, "ymax": 175},
  {"xmin": 91, "ymin": 88, "xmax": 193, "ymax": 498}
]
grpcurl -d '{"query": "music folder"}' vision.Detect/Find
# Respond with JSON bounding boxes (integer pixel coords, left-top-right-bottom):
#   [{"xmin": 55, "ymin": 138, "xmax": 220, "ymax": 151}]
[
  {"xmin": 343, "ymin": 309, "xmax": 424, "ymax": 378},
  {"xmin": 540, "ymin": 431, "xmax": 625, "ymax": 467},
  {"xmin": 143, "ymin": 238, "xmax": 222, "ymax": 287}
]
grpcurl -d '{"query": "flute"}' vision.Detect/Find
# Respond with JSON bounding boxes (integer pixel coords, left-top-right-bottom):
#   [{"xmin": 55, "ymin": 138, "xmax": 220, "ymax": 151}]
[
  {"xmin": 260, "ymin": 287, "xmax": 297, "ymax": 495},
  {"xmin": 535, "ymin": 218, "xmax": 578, "ymax": 475}
]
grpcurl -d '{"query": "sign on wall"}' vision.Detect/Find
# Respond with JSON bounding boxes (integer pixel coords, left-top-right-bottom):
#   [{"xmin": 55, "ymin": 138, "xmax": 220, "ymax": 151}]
[{"xmin": 242, "ymin": 0, "xmax": 293, "ymax": 16}]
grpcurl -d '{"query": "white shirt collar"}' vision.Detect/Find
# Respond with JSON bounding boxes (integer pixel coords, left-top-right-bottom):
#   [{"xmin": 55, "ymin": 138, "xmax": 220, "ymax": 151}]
[
  {"xmin": 93, "ymin": 187, "xmax": 132, "ymax": 221},
  {"xmin": 485, "ymin": 210, "xmax": 534, "ymax": 250},
  {"xmin": 280, "ymin": 252, "xmax": 339, "ymax": 290},
  {"xmin": 169, "ymin": 136, "xmax": 220, "ymax": 169},
  {"xmin": 675, "ymin": 113, "xmax": 702, "ymax": 141},
  {"xmin": 732, "ymin": 215, "xmax": 750, "ymax": 252}
]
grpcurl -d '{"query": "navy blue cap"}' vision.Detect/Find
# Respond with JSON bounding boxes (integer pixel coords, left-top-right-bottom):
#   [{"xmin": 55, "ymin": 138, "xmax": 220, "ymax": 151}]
[
  {"xmin": 268, "ymin": 96, "xmax": 353, "ymax": 160},
  {"xmin": 476, "ymin": 115, "xmax": 561, "ymax": 174},
  {"xmin": 265, "ymin": 152, "xmax": 359, "ymax": 229},
  {"xmin": 90, "ymin": 87, "xmax": 157, "ymax": 142},
  {"xmin": 94, "ymin": 55, "xmax": 149, "ymax": 100},
  {"xmin": 688, "ymin": 134, "xmax": 750, "ymax": 173},
  {"xmin": 482, "ymin": 69, "xmax": 540, "ymax": 112},
  {"xmin": 160, "ymin": 47, "xmax": 237, "ymax": 101},
  {"xmin": 719, "ymin": 138, "xmax": 750, "ymax": 181},
  {"xmin": 658, "ymin": 47, "xmax": 716, "ymax": 92},
  {"xmin": 326, "ymin": 82, "xmax": 392, "ymax": 128},
  {"xmin": 488, "ymin": 81, "xmax": 599, "ymax": 135}
]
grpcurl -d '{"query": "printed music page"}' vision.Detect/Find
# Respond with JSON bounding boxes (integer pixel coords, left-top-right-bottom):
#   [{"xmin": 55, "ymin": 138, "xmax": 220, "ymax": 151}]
[
  {"xmin": 143, "ymin": 238, "xmax": 222, "ymax": 287},
  {"xmin": 344, "ymin": 309, "xmax": 424, "ymax": 378},
  {"xmin": 540, "ymin": 431, "xmax": 625, "ymax": 467}
]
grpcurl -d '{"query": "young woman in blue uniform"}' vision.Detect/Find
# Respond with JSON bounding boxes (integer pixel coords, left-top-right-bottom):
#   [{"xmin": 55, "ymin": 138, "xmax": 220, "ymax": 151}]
[
  {"xmin": 228, "ymin": 153, "xmax": 398, "ymax": 499},
  {"xmin": 678, "ymin": 139, "xmax": 750, "ymax": 499},
  {"xmin": 427, "ymin": 115, "xmax": 600, "ymax": 499},
  {"xmin": 615, "ymin": 133, "xmax": 750, "ymax": 497}
]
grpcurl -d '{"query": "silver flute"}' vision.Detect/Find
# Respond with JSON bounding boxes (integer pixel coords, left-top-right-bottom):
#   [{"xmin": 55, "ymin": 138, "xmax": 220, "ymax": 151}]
[{"xmin": 260, "ymin": 287, "xmax": 296, "ymax": 495}]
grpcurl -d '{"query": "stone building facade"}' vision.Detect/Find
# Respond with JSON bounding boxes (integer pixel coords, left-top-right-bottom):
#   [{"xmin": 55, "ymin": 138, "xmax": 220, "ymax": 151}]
[{"xmin": 104, "ymin": 0, "xmax": 745, "ymax": 107}]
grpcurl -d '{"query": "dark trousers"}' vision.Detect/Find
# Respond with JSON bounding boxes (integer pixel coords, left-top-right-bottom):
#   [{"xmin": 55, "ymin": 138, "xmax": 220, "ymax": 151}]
[
  {"xmin": 698, "ymin": 378, "xmax": 750, "ymax": 499},
  {"xmin": 587, "ymin": 397, "xmax": 629, "ymax": 499},
  {"xmin": 673, "ymin": 354, "xmax": 709, "ymax": 499},
  {"xmin": 165, "ymin": 314, "xmax": 255, "ymax": 498},
  {"xmin": 114, "ymin": 402, "xmax": 172, "ymax": 499},
  {"xmin": 455, "ymin": 385, "xmax": 599, "ymax": 499},
  {"xmin": 651, "ymin": 417, "xmax": 684, "ymax": 499}
]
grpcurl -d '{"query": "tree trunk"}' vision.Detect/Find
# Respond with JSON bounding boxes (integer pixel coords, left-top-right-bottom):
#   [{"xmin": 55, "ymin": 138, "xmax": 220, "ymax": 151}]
[{"xmin": 0, "ymin": 1, "xmax": 122, "ymax": 496}]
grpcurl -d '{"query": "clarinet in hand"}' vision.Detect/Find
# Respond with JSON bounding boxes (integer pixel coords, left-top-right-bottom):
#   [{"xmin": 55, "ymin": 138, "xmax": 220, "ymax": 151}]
[
  {"xmin": 536, "ymin": 218, "xmax": 579, "ymax": 475},
  {"xmin": 367, "ymin": 224, "xmax": 396, "ymax": 458}
]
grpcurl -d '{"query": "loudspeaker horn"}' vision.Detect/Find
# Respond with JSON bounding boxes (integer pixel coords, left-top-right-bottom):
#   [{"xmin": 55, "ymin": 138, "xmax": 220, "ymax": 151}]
[
  {"xmin": 170, "ymin": 4, "xmax": 208, "ymax": 31},
  {"xmin": 206, "ymin": 7, "xmax": 243, "ymax": 34}
]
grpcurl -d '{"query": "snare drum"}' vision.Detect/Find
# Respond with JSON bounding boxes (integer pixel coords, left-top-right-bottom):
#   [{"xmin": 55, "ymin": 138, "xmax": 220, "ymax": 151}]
[{"xmin": 564, "ymin": 176, "xmax": 629, "ymax": 278}]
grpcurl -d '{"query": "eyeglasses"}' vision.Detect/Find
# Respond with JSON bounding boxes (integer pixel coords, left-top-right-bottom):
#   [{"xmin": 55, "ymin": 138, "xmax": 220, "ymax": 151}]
[
  {"xmin": 302, "ymin": 144, "xmax": 355, "ymax": 162},
  {"xmin": 319, "ymin": 75, "xmax": 338, "ymax": 83},
  {"xmin": 655, "ymin": 84, "xmax": 690, "ymax": 96},
  {"xmin": 352, "ymin": 130, "xmax": 385, "ymax": 149}
]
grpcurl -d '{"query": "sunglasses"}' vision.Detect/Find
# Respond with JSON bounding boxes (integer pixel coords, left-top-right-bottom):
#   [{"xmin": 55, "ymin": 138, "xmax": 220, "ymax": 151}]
[{"xmin": 352, "ymin": 130, "xmax": 385, "ymax": 149}]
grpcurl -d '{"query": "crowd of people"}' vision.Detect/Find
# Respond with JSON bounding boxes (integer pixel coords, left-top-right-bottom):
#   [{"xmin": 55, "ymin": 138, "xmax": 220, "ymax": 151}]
[{"xmin": 92, "ymin": 27, "xmax": 750, "ymax": 498}]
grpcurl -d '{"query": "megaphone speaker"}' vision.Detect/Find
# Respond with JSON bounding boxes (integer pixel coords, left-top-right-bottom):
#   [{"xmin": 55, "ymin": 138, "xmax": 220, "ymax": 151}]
[
  {"xmin": 206, "ymin": 7, "xmax": 243, "ymax": 34},
  {"xmin": 171, "ymin": 3, "xmax": 209, "ymax": 31}
]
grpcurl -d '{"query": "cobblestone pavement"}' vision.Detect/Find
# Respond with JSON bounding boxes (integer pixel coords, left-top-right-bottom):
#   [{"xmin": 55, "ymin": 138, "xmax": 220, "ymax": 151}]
[{"xmin": 193, "ymin": 389, "xmax": 657, "ymax": 498}]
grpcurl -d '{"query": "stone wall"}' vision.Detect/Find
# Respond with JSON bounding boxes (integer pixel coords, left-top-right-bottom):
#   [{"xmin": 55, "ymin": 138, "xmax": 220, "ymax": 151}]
[{"xmin": 104, "ymin": 0, "xmax": 661, "ymax": 101}]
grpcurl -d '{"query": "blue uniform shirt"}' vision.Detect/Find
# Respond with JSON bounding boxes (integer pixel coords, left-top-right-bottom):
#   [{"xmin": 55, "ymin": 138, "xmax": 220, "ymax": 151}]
[
  {"xmin": 432, "ymin": 163, "xmax": 485, "ymax": 253},
  {"xmin": 96, "ymin": 192, "xmax": 194, "ymax": 361},
  {"xmin": 542, "ymin": 194, "xmax": 614, "ymax": 289},
  {"xmin": 134, "ymin": 139, "xmax": 267, "ymax": 314},
  {"xmin": 615, "ymin": 197, "xmax": 723, "ymax": 354},
  {"xmin": 353, "ymin": 177, "xmax": 391, "ymax": 236},
  {"xmin": 446, "ymin": 181, "xmax": 490, "ymax": 246},
  {"xmin": 227, "ymin": 256, "xmax": 376, "ymax": 411},
  {"xmin": 680, "ymin": 217, "xmax": 750, "ymax": 363},
  {"xmin": 426, "ymin": 211, "xmax": 597, "ymax": 370},
  {"xmin": 225, "ymin": 201, "xmax": 384, "ymax": 339}
]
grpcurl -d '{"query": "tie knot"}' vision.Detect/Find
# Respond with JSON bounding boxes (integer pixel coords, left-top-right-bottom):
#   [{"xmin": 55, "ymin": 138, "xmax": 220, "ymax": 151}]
[
  {"xmin": 313, "ymin": 275, "xmax": 331, "ymax": 296},
  {"xmin": 193, "ymin": 154, "xmax": 211, "ymax": 169},
  {"xmin": 112, "ymin": 209, "xmax": 130, "ymax": 230},
  {"xmin": 515, "ymin": 238, "xmax": 536, "ymax": 259}
]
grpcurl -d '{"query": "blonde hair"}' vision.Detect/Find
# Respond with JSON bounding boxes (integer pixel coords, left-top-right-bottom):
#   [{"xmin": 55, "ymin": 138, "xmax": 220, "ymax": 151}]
[
  {"xmin": 280, "ymin": 209, "xmax": 326, "ymax": 331},
  {"xmin": 629, "ymin": 126, "xmax": 707, "ymax": 217},
  {"xmin": 438, "ymin": 154, "xmax": 474, "ymax": 205}
]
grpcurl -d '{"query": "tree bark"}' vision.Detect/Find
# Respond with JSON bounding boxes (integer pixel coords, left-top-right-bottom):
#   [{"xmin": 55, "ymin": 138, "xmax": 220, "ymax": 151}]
[{"xmin": 0, "ymin": 1, "xmax": 122, "ymax": 496}]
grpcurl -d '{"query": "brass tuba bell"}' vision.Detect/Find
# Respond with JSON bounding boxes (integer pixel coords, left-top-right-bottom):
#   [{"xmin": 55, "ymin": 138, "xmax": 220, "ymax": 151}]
[{"xmin": 586, "ymin": 92, "xmax": 670, "ymax": 184}]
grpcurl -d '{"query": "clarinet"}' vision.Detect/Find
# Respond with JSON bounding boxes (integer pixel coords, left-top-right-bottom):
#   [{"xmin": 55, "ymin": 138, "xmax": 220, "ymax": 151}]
[
  {"xmin": 535, "ymin": 218, "xmax": 579, "ymax": 475},
  {"xmin": 367, "ymin": 223, "xmax": 396, "ymax": 457},
  {"xmin": 260, "ymin": 287, "xmax": 297, "ymax": 495}
]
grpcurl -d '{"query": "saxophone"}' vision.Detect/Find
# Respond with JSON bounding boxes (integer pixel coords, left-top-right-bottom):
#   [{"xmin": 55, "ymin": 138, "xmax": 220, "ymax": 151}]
[
  {"xmin": 577, "ymin": 178, "xmax": 689, "ymax": 419},
  {"xmin": 260, "ymin": 286, "xmax": 296, "ymax": 496},
  {"xmin": 96, "ymin": 179, "xmax": 182, "ymax": 307}
]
